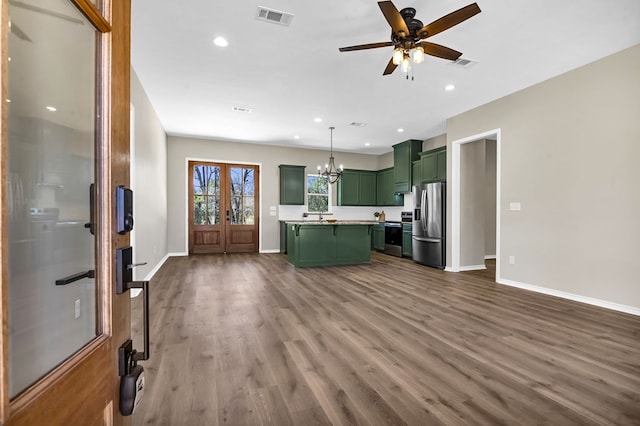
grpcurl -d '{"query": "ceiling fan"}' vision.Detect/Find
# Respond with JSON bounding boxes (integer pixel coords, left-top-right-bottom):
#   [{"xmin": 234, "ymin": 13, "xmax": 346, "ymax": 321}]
[{"xmin": 339, "ymin": 1, "xmax": 481, "ymax": 75}]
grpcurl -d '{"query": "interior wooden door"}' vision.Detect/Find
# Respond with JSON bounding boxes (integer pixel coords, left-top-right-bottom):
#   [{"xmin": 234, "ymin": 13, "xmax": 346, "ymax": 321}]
[
  {"xmin": 189, "ymin": 162, "xmax": 259, "ymax": 254},
  {"xmin": 1, "ymin": 1, "xmax": 133, "ymax": 425}
]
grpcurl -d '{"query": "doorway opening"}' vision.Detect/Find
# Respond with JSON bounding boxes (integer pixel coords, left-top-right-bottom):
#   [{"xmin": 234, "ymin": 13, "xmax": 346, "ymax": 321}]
[
  {"xmin": 450, "ymin": 129, "xmax": 501, "ymax": 281},
  {"xmin": 188, "ymin": 161, "xmax": 260, "ymax": 254}
]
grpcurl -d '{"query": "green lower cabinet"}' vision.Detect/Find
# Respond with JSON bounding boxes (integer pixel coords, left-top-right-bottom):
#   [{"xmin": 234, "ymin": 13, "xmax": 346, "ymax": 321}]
[
  {"xmin": 372, "ymin": 223, "xmax": 385, "ymax": 251},
  {"xmin": 402, "ymin": 224, "xmax": 412, "ymax": 258},
  {"xmin": 287, "ymin": 224, "xmax": 373, "ymax": 267}
]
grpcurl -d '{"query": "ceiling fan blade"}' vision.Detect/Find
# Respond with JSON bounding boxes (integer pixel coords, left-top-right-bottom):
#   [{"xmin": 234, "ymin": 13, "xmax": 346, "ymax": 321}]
[
  {"xmin": 383, "ymin": 57, "xmax": 398, "ymax": 75},
  {"xmin": 9, "ymin": 0, "xmax": 85, "ymax": 25},
  {"xmin": 339, "ymin": 41, "xmax": 394, "ymax": 52},
  {"xmin": 417, "ymin": 42, "xmax": 462, "ymax": 61},
  {"xmin": 418, "ymin": 3, "xmax": 481, "ymax": 39},
  {"xmin": 9, "ymin": 21, "xmax": 32, "ymax": 42},
  {"xmin": 378, "ymin": 1, "xmax": 410, "ymax": 37}
]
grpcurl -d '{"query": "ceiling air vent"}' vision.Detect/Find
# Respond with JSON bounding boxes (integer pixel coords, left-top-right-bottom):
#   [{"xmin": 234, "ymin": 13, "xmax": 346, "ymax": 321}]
[
  {"xmin": 451, "ymin": 58, "xmax": 479, "ymax": 68},
  {"xmin": 256, "ymin": 6, "xmax": 294, "ymax": 26},
  {"xmin": 232, "ymin": 106, "xmax": 252, "ymax": 113},
  {"xmin": 350, "ymin": 122, "xmax": 366, "ymax": 127}
]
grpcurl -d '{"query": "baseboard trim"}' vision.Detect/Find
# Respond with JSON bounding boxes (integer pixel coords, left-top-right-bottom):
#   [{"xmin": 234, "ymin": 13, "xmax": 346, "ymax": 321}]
[
  {"xmin": 498, "ymin": 278, "xmax": 640, "ymax": 317},
  {"xmin": 459, "ymin": 264, "xmax": 487, "ymax": 271},
  {"xmin": 484, "ymin": 254, "xmax": 496, "ymax": 260},
  {"xmin": 260, "ymin": 249, "xmax": 281, "ymax": 254},
  {"xmin": 142, "ymin": 253, "xmax": 168, "ymax": 281},
  {"xmin": 168, "ymin": 251, "xmax": 188, "ymax": 257}
]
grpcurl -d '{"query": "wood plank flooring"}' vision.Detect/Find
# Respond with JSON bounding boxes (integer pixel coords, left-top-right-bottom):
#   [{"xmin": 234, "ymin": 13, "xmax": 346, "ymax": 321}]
[{"xmin": 131, "ymin": 253, "xmax": 640, "ymax": 425}]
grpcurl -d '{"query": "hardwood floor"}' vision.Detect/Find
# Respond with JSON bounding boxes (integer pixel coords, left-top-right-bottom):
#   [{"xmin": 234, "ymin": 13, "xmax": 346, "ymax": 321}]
[{"xmin": 131, "ymin": 253, "xmax": 640, "ymax": 425}]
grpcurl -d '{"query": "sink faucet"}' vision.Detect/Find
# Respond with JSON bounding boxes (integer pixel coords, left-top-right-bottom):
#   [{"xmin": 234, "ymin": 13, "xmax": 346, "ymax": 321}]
[{"xmin": 319, "ymin": 211, "xmax": 323, "ymax": 220}]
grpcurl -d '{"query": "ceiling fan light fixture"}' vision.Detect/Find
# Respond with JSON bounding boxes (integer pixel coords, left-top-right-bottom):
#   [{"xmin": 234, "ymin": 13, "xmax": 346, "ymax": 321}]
[
  {"xmin": 401, "ymin": 55, "xmax": 411, "ymax": 73},
  {"xmin": 392, "ymin": 48, "xmax": 404, "ymax": 65},
  {"xmin": 413, "ymin": 46, "xmax": 425, "ymax": 64}
]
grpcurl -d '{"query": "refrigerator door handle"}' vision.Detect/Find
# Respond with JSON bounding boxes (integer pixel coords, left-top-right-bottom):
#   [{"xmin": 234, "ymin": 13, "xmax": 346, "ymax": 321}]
[
  {"xmin": 413, "ymin": 236, "xmax": 441, "ymax": 243},
  {"xmin": 420, "ymin": 189, "xmax": 427, "ymax": 233}
]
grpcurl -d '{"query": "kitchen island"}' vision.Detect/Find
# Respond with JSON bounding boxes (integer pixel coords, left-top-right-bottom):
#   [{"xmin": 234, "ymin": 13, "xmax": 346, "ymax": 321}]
[{"xmin": 285, "ymin": 221, "xmax": 376, "ymax": 267}]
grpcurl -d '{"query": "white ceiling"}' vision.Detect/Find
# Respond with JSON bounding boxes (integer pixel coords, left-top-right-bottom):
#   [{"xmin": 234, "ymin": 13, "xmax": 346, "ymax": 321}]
[{"xmin": 131, "ymin": 0, "xmax": 640, "ymax": 155}]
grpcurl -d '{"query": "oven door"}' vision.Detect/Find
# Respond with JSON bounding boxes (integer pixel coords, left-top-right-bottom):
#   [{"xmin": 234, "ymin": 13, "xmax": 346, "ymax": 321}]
[{"xmin": 384, "ymin": 222, "xmax": 403, "ymax": 257}]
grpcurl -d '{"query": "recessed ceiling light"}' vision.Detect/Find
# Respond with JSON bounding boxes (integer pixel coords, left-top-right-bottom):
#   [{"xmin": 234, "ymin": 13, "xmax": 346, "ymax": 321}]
[
  {"xmin": 46, "ymin": 106, "xmax": 57, "ymax": 112},
  {"xmin": 313, "ymin": 117, "xmax": 322, "ymax": 123},
  {"xmin": 364, "ymin": 142, "xmax": 371, "ymax": 147},
  {"xmin": 213, "ymin": 36, "xmax": 228, "ymax": 47},
  {"xmin": 397, "ymin": 128, "xmax": 404, "ymax": 133},
  {"xmin": 294, "ymin": 135, "xmax": 300, "ymax": 139},
  {"xmin": 445, "ymin": 84, "xmax": 455, "ymax": 91}
]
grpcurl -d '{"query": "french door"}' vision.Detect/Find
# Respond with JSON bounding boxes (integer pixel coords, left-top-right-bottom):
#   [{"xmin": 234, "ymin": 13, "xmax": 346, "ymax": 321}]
[{"xmin": 188, "ymin": 161, "xmax": 260, "ymax": 254}]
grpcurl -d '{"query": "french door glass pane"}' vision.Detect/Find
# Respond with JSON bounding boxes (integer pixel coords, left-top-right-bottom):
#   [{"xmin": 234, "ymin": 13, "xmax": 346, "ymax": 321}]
[
  {"xmin": 194, "ymin": 196, "xmax": 206, "ymax": 224},
  {"xmin": 193, "ymin": 167, "xmax": 205, "ymax": 195},
  {"xmin": 230, "ymin": 168, "xmax": 243, "ymax": 196},
  {"xmin": 7, "ymin": 0, "xmax": 97, "ymax": 398},
  {"xmin": 207, "ymin": 197, "xmax": 220, "ymax": 224},
  {"xmin": 244, "ymin": 197, "xmax": 255, "ymax": 224},
  {"xmin": 243, "ymin": 169, "xmax": 254, "ymax": 195},
  {"xmin": 207, "ymin": 166, "xmax": 220, "ymax": 195},
  {"xmin": 230, "ymin": 196, "xmax": 242, "ymax": 224}
]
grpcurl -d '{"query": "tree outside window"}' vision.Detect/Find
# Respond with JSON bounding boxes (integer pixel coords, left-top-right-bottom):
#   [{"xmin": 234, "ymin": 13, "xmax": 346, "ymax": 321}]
[{"xmin": 307, "ymin": 174, "xmax": 329, "ymax": 212}]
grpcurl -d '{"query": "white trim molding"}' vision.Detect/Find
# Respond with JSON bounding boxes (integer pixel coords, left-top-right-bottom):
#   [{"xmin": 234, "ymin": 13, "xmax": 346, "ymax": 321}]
[
  {"xmin": 458, "ymin": 264, "xmax": 487, "ymax": 272},
  {"xmin": 260, "ymin": 249, "xmax": 281, "ymax": 254},
  {"xmin": 450, "ymin": 128, "xmax": 501, "ymax": 281},
  {"xmin": 484, "ymin": 255, "xmax": 497, "ymax": 260},
  {"xmin": 498, "ymin": 278, "xmax": 640, "ymax": 317}
]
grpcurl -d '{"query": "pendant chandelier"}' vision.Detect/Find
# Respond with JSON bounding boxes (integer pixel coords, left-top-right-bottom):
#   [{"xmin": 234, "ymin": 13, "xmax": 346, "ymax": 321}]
[{"xmin": 317, "ymin": 126, "xmax": 343, "ymax": 184}]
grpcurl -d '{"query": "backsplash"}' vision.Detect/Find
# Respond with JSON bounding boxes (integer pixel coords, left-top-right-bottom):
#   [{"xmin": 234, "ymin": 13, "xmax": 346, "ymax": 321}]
[{"xmin": 278, "ymin": 194, "xmax": 412, "ymax": 222}]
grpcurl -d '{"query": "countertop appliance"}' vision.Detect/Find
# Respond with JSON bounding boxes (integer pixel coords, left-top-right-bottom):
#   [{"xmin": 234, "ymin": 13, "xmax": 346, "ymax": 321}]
[
  {"xmin": 412, "ymin": 182, "xmax": 446, "ymax": 269},
  {"xmin": 384, "ymin": 221, "xmax": 402, "ymax": 257}
]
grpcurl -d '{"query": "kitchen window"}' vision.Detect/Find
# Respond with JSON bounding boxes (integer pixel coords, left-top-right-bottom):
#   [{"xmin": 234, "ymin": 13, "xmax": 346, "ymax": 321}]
[{"xmin": 307, "ymin": 174, "xmax": 330, "ymax": 212}]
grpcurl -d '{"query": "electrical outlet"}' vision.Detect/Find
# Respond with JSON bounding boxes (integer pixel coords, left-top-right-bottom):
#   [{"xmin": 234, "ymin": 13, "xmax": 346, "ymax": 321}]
[
  {"xmin": 509, "ymin": 256, "xmax": 516, "ymax": 265},
  {"xmin": 74, "ymin": 299, "xmax": 81, "ymax": 319}
]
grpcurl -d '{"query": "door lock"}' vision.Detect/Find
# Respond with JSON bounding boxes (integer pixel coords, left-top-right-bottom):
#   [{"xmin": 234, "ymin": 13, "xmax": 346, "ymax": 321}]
[{"xmin": 119, "ymin": 339, "xmax": 145, "ymax": 416}]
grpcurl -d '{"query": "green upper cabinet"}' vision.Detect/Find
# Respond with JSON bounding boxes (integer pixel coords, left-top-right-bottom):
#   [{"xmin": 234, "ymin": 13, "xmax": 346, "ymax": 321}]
[
  {"xmin": 338, "ymin": 169, "xmax": 377, "ymax": 206},
  {"xmin": 376, "ymin": 168, "xmax": 403, "ymax": 206},
  {"xmin": 393, "ymin": 139, "xmax": 423, "ymax": 193},
  {"xmin": 418, "ymin": 147, "xmax": 447, "ymax": 183},
  {"xmin": 412, "ymin": 160, "xmax": 421, "ymax": 187},
  {"xmin": 279, "ymin": 165, "xmax": 306, "ymax": 205}
]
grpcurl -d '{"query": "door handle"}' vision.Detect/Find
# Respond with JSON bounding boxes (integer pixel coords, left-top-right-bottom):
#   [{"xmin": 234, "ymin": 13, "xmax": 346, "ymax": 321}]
[
  {"xmin": 56, "ymin": 269, "xmax": 95, "ymax": 285},
  {"xmin": 128, "ymin": 280, "xmax": 150, "ymax": 362},
  {"xmin": 226, "ymin": 209, "xmax": 230, "ymax": 221},
  {"xmin": 84, "ymin": 183, "xmax": 95, "ymax": 235}
]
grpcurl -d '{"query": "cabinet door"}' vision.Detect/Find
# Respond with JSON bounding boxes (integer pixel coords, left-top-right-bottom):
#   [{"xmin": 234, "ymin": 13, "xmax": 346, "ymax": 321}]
[
  {"xmin": 338, "ymin": 170, "xmax": 361, "ymax": 205},
  {"xmin": 420, "ymin": 152, "xmax": 437, "ymax": 182},
  {"xmin": 436, "ymin": 149, "xmax": 447, "ymax": 181},
  {"xmin": 279, "ymin": 165, "xmax": 305, "ymax": 205},
  {"xmin": 393, "ymin": 139, "xmax": 422, "ymax": 193},
  {"xmin": 376, "ymin": 172, "xmax": 385, "ymax": 206},
  {"xmin": 373, "ymin": 225, "xmax": 385, "ymax": 251},
  {"xmin": 402, "ymin": 230, "xmax": 413, "ymax": 257},
  {"xmin": 384, "ymin": 169, "xmax": 403, "ymax": 206},
  {"xmin": 360, "ymin": 171, "xmax": 377, "ymax": 206},
  {"xmin": 412, "ymin": 160, "xmax": 422, "ymax": 186}
]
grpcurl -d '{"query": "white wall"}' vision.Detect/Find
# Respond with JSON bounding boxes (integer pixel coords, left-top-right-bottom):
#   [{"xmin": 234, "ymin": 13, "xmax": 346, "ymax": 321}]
[
  {"xmin": 447, "ymin": 44, "xmax": 640, "ymax": 311},
  {"xmin": 485, "ymin": 140, "xmax": 497, "ymax": 257},
  {"xmin": 130, "ymin": 68, "xmax": 168, "ymax": 279},
  {"xmin": 460, "ymin": 140, "xmax": 486, "ymax": 268}
]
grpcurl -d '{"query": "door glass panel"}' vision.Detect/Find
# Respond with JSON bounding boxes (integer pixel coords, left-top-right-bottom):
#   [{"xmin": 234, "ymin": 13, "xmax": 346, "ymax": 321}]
[
  {"xmin": 207, "ymin": 197, "xmax": 219, "ymax": 224},
  {"xmin": 229, "ymin": 167, "xmax": 255, "ymax": 225},
  {"xmin": 207, "ymin": 167, "xmax": 220, "ymax": 195},
  {"xmin": 7, "ymin": 0, "xmax": 98, "ymax": 398},
  {"xmin": 193, "ymin": 195, "xmax": 206, "ymax": 224}
]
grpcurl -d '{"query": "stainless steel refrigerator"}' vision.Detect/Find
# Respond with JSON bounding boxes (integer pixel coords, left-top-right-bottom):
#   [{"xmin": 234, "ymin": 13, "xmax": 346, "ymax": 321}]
[{"xmin": 412, "ymin": 182, "xmax": 445, "ymax": 269}]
